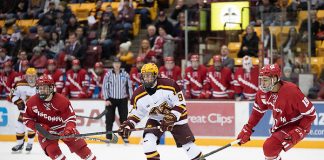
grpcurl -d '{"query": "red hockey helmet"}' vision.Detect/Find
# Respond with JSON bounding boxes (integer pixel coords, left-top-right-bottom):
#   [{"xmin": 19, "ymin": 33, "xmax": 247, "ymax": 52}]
[
  {"xmin": 259, "ymin": 64, "xmax": 281, "ymax": 93},
  {"xmin": 164, "ymin": 56, "xmax": 174, "ymax": 62},
  {"xmin": 47, "ymin": 59, "xmax": 56, "ymax": 65},
  {"xmin": 94, "ymin": 62, "xmax": 103, "ymax": 68},
  {"xmin": 72, "ymin": 59, "xmax": 80, "ymax": 66},
  {"xmin": 213, "ymin": 55, "xmax": 222, "ymax": 63},
  {"xmin": 36, "ymin": 75, "xmax": 55, "ymax": 100},
  {"xmin": 190, "ymin": 54, "xmax": 199, "ymax": 61},
  {"xmin": 136, "ymin": 57, "xmax": 144, "ymax": 63}
]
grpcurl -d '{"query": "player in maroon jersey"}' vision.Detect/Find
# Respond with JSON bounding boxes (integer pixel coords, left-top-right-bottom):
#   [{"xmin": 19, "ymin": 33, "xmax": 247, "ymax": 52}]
[
  {"xmin": 237, "ymin": 64, "xmax": 316, "ymax": 160},
  {"xmin": 23, "ymin": 75, "xmax": 96, "ymax": 160}
]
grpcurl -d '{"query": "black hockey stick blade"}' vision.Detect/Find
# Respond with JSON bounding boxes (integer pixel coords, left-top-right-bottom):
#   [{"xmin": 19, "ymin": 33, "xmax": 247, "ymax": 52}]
[
  {"xmin": 199, "ymin": 139, "xmax": 240, "ymax": 160},
  {"xmin": 76, "ymin": 109, "xmax": 108, "ymax": 119},
  {"xmin": 36, "ymin": 123, "xmax": 160, "ymax": 140}
]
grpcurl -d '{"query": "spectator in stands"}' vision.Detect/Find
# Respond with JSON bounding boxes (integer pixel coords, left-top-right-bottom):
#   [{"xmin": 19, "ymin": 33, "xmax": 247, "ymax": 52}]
[
  {"xmin": 14, "ymin": 50, "xmax": 28, "ymax": 72},
  {"xmin": 0, "ymin": 27, "xmax": 10, "ymax": 47},
  {"xmin": 317, "ymin": 18, "xmax": 324, "ymax": 40},
  {"xmin": 47, "ymin": 31, "xmax": 65, "ymax": 58},
  {"xmin": 263, "ymin": 27, "xmax": 277, "ymax": 57},
  {"xmin": 147, "ymin": 24, "xmax": 157, "ymax": 48},
  {"xmin": 155, "ymin": 10, "xmax": 174, "ymax": 36},
  {"xmin": 293, "ymin": 53, "xmax": 308, "ymax": 74},
  {"xmin": 299, "ymin": 10, "xmax": 318, "ymax": 56},
  {"xmin": 58, "ymin": 33, "xmax": 83, "ymax": 69},
  {"xmin": 29, "ymin": 46, "xmax": 47, "ymax": 68},
  {"xmin": 37, "ymin": 2, "xmax": 56, "ymax": 31},
  {"xmin": 238, "ymin": 25, "xmax": 259, "ymax": 58},
  {"xmin": 280, "ymin": 27, "xmax": 299, "ymax": 66},
  {"xmin": 75, "ymin": 26, "xmax": 88, "ymax": 48},
  {"xmin": 116, "ymin": 0, "xmax": 135, "ymax": 34},
  {"xmin": 157, "ymin": 26, "xmax": 176, "ymax": 59},
  {"xmin": 104, "ymin": 5, "xmax": 116, "ymax": 22},
  {"xmin": 220, "ymin": 45, "xmax": 235, "ymax": 71},
  {"xmin": 50, "ymin": 17, "xmax": 67, "ymax": 40},
  {"xmin": 27, "ymin": 0, "xmax": 45, "ymax": 19},
  {"xmin": 117, "ymin": 41, "xmax": 134, "ymax": 72},
  {"xmin": 9, "ymin": 25, "xmax": 21, "ymax": 46},
  {"xmin": 35, "ymin": 25, "xmax": 49, "ymax": 48},
  {"xmin": 188, "ymin": 0, "xmax": 210, "ymax": 26},
  {"xmin": 170, "ymin": 0, "xmax": 188, "ymax": 21},
  {"xmin": 133, "ymin": 0, "xmax": 152, "ymax": 28},
  {"xmin": 71, "ymin": 0, "xmax": 85, "ymax": 3},
  {"xmin": 10, "ymin": 0, "xmax": 28, "ymax": 20},
  {"xmin": 90, "ymin": 0, "xmax": 105, "ymax": 20},
  {"xmin": 0, "ymin": 47, "xmax": 11, "ymax": 66},
  {"xmin": 173, "ymin": 12, "xmax": 185, "ymax": 63},
  {"xmin": 272, "ymin": 0, "xmax": 298, "ymax": 26},
  {"xmin": 252, "ymin": 0, "xmax": 279, "ymax": 26},
  {"xmin": 66, "ymin": 16, "xmax": 80, "ymax": 39},
  {"xmin": 91, "ymin": 12, "xmax": 116, "ymax": 60},
  {"xmin": 138, "ymin": 39, "xmax": 151, "ymax": 60},
  {"xmin": 57, "ymin": 1, "xmax": 73, "ymax": 23}
]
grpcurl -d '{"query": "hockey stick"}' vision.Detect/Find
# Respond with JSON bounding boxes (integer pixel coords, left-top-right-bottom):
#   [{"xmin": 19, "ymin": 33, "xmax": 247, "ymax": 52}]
[
  {"xmin": 36, "ymin": 123, "xmax": 160, "ymax": 140},
  {"xmin": 199, "ymin": 139, "xmax": 240, "ymax": 160},
  {"xmin": 82, "ymin": 136, "xmax": 117, "ymax": 144},
  {"xmin": 76, "ymin": 109, "xmax": 108, "ymax": 119}
]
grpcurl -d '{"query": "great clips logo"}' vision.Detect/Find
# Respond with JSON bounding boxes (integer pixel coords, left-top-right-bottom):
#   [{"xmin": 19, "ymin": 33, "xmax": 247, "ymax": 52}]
[
  {"xmin": 0, "ymin": 107, "xmax": 8, "ymax": 126},
  {"xmin": 186, "ymin": 102, "xmax": 235, "ymax": 136}
]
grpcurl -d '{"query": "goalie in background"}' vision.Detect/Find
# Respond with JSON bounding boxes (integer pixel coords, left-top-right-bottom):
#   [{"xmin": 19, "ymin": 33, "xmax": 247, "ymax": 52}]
[
  {"xmin": 118, "ymin": 63, "xmax": 204, "ymax": 160},
  {"xmin": 23, "ymin": 75, "xmax": 96, "ymax": 159}
]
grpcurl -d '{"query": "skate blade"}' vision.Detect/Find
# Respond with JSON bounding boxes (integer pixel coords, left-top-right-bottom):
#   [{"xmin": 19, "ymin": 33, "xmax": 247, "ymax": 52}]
[{"xmin": 11, "ymin": 150, "xmax": 23, "ymax": 154}]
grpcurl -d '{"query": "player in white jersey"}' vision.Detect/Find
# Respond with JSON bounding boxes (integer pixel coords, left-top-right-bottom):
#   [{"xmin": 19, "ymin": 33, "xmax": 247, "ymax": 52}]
[
  {"xmin": 118, "ymin": 63, "xmax": 204, "ymax": 160},
  {"xmin": 10, "ymin": 68, "xmax": 37, "ymax": 153}
]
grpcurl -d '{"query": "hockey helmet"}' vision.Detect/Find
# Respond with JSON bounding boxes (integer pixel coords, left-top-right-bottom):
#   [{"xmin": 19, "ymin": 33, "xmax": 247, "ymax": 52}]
[
  {"xmin": 141, "ymin": 63, "xmax": 158, "ymax": 88},
  {"xmin": 25, "ymin": 68, "xmax": 37, "ymax": 87},
  {"xmin": 259, "ymin": 64, "xmax": 281, "ymax": 93},
  {"xmin": 242, "ymin": 55, "xmax": 253, "ymax": 72},
  {"xmin": 36, "ymin": 75, "xmax": 55, "ymax": 100}
]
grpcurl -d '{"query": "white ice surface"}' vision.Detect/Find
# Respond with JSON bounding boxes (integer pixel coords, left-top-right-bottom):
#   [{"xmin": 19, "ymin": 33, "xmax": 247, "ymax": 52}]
[{"xmin": 1, "ymin": 142, "xmax": 323, "ymax": 160}]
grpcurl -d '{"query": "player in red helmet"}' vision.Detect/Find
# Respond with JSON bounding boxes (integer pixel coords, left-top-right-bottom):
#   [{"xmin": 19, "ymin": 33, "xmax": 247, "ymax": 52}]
[
  {"xmin": 89, "ymin": 62, "xmax": 107, "ymax": 98},
  {"xmin": 62, "ymin": 59, "xmax": 90, "ymax": 98},
  {"xmin": 23, "ymin": 75, "xmax": 96, "ymax": 160},
  {"xmin": 0, "ymin": 61, "xmax": 19, "ymax": 98},
  {"xmin": 130, "ymin": 57, "xmax": 145, "ymax": 90},
  {"xmin": 159, "ymin": 56, "xmax": 182, "ymax": 87},
  {"xmin": 237, "ymin": 64, "xmax": 316, "ymax": 160},
  {"xmin": 203, "ymin": 55, "xmax": 234, "ymax": 99},
  {"xmin": 183, "ymin": 54, "xmax": 207, "ymax": 99},
  {"xmin": 44, "ymin": 59, "xmax": 64, "ymax": 93}
]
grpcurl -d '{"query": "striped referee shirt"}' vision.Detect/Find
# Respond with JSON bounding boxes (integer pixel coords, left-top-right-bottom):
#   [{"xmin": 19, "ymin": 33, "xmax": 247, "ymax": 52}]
[{"xmin": 102, "ymin": 69, "xmax": 133, "ymax": 100}]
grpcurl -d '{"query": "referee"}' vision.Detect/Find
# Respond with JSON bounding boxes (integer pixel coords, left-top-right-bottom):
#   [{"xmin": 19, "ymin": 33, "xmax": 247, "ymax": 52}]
[{"xmin": 102, "ymin": 57, "xmax": 133, "ymax": 142}]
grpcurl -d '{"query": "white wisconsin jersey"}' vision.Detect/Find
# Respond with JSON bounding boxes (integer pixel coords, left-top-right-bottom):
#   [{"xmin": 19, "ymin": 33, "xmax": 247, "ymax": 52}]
[
  {"xmin": 129, "ymin": 78, "xmax": 188, "ymax": 126},
  {"xmin": 11, "ymin": 80, "xmax": 37, "ymax": 105}
]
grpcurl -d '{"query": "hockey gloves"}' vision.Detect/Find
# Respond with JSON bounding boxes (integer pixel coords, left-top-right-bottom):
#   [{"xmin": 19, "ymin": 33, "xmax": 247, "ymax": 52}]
[
  {"xmin": 237, "ymin": 124, "xmax": 254, "ymax": 145},
  {"xmin": 60, "ymin": 123, "xmax": 77, "ymax": 141},
  {"xmin": 118, "ymin": 120, "xmax": 135, "ymax": 138},
  {"xmin": 285, "ymin": 126, "xmax": 306, "ymax": 146},
  {"xmin": 160, "ymin": 113, "xmax": 177, "ymax": 132},
  {"xmin": 15, "ymin": 99, "xmax": 25, "ymax": 111}
]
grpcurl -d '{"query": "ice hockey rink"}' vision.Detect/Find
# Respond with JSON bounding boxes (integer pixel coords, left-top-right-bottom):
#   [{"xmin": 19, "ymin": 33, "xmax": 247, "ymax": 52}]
[{"xmin": 1, "ymin": 142, "xmax": 324, "ymax": 160}]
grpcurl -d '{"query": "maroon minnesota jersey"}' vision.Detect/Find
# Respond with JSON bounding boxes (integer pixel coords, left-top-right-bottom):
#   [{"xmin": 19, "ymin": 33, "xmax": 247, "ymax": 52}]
[
  {"xmin": 252, "ymin": 81, "xmax": 316, "ymax": 133},
  {"xmin": 23, "ymin": 93, "xmax": 76, "ymax": 134}
]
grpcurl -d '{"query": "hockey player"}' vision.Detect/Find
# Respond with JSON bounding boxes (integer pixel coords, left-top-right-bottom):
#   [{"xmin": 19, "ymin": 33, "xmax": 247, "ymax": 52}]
[
  {"xmin": 118, "ymin": 63, "xmax": 204, "ymax": 160},
  {"xmin": 159, "ymin": 56, "xmax": 182, "ymax": 87},
  {"xmin": 233, "ymin": 55, "xmax": 259, "ymax": 100},
  {"xmin": 14, "ymin": 60, "xmax": 29, "ymax": 83},
  {"xmin": 0, "ymin": 61, "xmax": 18, "ymax": 99},
  {"xmin": 130, "ymin": 57, "xmax": 144, "ymax": 90},
  {"xmin": 89, "ymin": 62, "xmax": 107, "ymax": 99},
  {"xmin": 44, "ymin": 59, "xmax": 64, "ymax": 93},
  {"xmin": 23, "ymin": 75, "xmax": 96, "ymax": 160},
  {"xmin": 203, "ymin": 55, "xmax": 234, "ymax": 99},
  {"xmin": 62, "ymin": 59, "xmax": 90, "ymax": 98},
  {"xmin": 183, "ymin": 55, "xmax": 207, "ymax": 99},
  {"xmin": 237, "ymin": 64, "xmax": 316, "ymax": 160},
  {"xmin": 10, "ymin": 68, "xmax": 37, "ymax": 152}
]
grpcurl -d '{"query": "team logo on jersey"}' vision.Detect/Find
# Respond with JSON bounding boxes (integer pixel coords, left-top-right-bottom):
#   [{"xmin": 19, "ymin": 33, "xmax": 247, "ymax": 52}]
[
  {"xmin": 149, "ymin": 101, "xmax": 171, "ymax": 115},
  {"xmin": 43, "ymin": 102, "xmax": 53, "ymax": 110}
]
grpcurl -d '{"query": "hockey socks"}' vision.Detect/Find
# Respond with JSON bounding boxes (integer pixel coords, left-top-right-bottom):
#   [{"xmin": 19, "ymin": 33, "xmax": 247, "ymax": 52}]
[
  {"xmin": 182, "ymin": 142, "xmax": 203, "ymax": 160},
  {"xmin": 145, "ymin": 151, "xmax": 160, "ymax": 160},
  {"xmin": 75, "ymin": 145, "xmax": 96, "ymax": 160}
]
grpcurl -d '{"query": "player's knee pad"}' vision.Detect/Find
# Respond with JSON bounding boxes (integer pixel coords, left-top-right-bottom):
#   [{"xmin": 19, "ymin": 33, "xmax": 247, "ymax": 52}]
[
  {"xmin": 45, "ymin": 143, "xmax": 65, "ymax": 160},
  {"xmin": 75, "ymin": 145, "xmax": 96, "ymax": 160},
  {"xmin": 143, "ymin": 133, "xmax": 158, "ymax": 153},
  {"xmin": 263, "ymin": 137, "xmax": 282, "ymax": 159},
  {"xmin": 15, "ymin": 121, "xmax": 25, "ymax": 134},
  {"xmin": 182, "ymin": 142, "xmax": 202, "ymax": 160}
]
